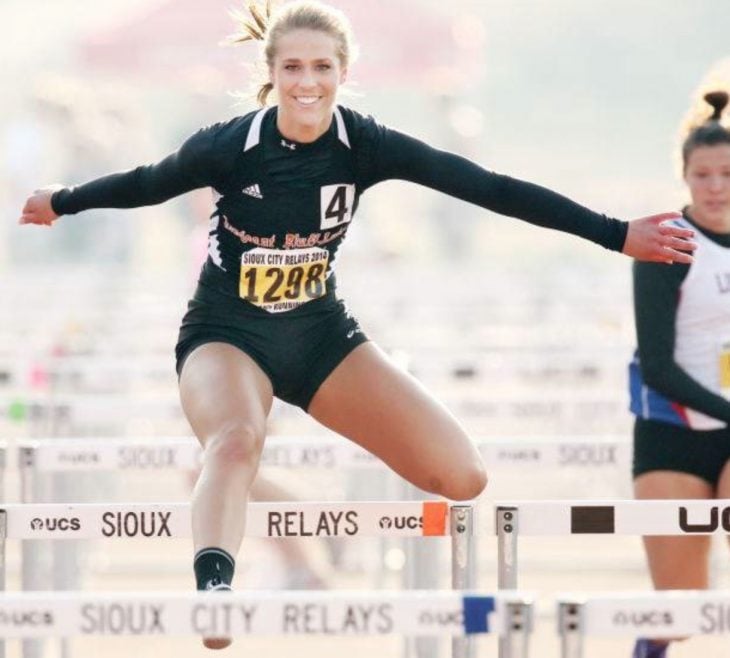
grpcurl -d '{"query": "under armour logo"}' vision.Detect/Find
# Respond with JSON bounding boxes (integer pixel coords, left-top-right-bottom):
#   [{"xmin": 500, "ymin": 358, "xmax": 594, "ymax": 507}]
[{"xmin": 281, "ymin": 139, "xmax": 296, "ymax": 151}]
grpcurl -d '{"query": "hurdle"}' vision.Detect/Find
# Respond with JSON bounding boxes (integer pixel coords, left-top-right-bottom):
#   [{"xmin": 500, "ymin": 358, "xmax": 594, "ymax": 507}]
[
  {"xmin": 0, "ymin": 500, "xmax": 534, "ymax": 657},
  {"xmin": 0, "ymin": 589, "xmax": 532, "ymax": 644},
  {"xmin": 14, "ymin": 434, "xmax": 630, "ymax": 477},
  {"xmin": 0, "ymin": 500, "xmax": 461, "ymax": 540},
  {"xmin": 495, "ymin": 499, "xmax": 730, "ymax": 590},
  {"xmin": 0, "ymin": 394, "xmax": 182, "ymax": 428},
  {"xmin": 15, "ymin": 436, "xmax": 382, "ymax": 480},
  {"xmin": 557, "ymin": 590, "xmax": 730, "ymax": 658}
]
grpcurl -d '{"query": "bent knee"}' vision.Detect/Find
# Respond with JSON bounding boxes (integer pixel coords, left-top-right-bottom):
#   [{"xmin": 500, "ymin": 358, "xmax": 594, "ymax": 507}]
[
  {"xmin": 436, "ymin": 464, "xmax": 488, "ymax": 501},
  {"xmin": 203, "ymin": 423, "xmax": 265, "ymax": 466}
]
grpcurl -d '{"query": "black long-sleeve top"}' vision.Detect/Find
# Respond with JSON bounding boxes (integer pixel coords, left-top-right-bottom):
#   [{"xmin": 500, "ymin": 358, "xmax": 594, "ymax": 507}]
[{"xmin": 51, "ymin": 105, "xmax": 627, "ymax": 311}]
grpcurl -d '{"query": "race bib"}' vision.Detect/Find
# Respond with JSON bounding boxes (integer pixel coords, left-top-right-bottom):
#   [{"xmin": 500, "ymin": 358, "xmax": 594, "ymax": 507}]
[
  {"xmin": 239, "ymin": 247, "xmax": 329, "ymax": 313},
  {"xmin": 719, "ymin": 339, "xmax": 730, "ymax": 396}
]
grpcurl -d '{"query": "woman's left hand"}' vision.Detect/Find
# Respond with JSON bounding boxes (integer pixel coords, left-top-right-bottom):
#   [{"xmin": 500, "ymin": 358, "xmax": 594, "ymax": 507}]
[
  {"xmin": 623, "ymin": 212, "xmax": 696, "ymax": 264},
  {"xmin": 19, "ymin": 185, "xmax": 64, "ymax": 226}
]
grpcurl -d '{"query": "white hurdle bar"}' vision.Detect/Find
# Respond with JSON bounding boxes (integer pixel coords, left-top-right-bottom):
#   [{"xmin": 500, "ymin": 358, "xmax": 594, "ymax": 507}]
[
  {"xmin": 0, "ymin": 589, "xmax": 532, "ymax": 641},
  {"xmin": 14, "ymin": 435, "xmax": 629, "ymax": 476},
  {"xmin": 496, "ymin": 499, "xmax": 730, "ymax": 590},
  {"xmin": 1, "ymin": 500, "xmax": 455, "ymax": 540},
  {"xmin": 557, "ymin": 590, "xmax": 730, "ymax": 658},
  {"xmin": 16, "ymin": 436, "xmax": 377, "ymax": 477}
]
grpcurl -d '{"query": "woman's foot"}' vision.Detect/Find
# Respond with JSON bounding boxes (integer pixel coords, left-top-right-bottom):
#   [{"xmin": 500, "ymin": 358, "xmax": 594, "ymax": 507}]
[
  {"xmin": 632, "ymin": 639, "xmax": 669, "ymax": 658},
  {"xmin": 201, "ymin": 581, "xmax": 233, "ymax": 650}
]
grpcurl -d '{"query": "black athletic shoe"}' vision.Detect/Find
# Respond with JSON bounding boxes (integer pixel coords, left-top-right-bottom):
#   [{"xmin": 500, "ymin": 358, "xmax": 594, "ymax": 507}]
[
  {"xmin": 201, "ymin": 580, "xmax": 233, "ymax": 650},
  {"xmin": 632, "ymin": 639, "xmax": 668, "ymax": 658}
]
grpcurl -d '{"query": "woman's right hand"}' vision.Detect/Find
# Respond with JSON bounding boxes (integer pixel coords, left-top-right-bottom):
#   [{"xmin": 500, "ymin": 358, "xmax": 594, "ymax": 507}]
[{"xmin": 19, "ymin": 185, "xmax": 64, "ymax": 226}]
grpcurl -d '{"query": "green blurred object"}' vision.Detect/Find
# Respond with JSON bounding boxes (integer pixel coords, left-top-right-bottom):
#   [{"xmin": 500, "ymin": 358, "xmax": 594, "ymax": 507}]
[{"xmin": 7, "ymin": 400, "xmax": 26, "ymax": 422}]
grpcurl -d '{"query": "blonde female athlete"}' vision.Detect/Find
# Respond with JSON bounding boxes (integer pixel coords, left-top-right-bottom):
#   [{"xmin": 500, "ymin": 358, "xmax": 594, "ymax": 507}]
[{"xmin": 21, "ymin": 1, "xmax": 696, "ymax": 649}]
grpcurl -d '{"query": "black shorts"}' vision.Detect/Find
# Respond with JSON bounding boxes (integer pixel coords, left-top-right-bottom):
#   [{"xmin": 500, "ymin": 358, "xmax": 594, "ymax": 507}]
[
  {"xmin": 175, "ymin": 281, "xmax": 368, "ymax": 410},
  {"xmin": 633, "ymin": 417, "xmax": 730, "ymax": 486}
]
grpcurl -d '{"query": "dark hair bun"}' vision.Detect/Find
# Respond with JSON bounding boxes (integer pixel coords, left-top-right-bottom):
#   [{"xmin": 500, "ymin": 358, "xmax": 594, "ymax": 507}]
[{"xmin": 704, "ymin": 91, "xmax": 729, "ymax": 121}]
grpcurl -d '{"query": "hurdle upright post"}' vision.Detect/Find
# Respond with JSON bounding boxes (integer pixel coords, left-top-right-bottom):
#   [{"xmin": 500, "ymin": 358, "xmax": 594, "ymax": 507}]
[
  {"xmin": 502, "ymin": 600, "xmax": 532, "ymax": 658},
  {"xmin": 558, "ymin": 601, "xmax": 584, "ymax": 658},
  {"xmin": 497, "ymin": 506, "xmax": 519, "ymax": 658},
  {"xmin": 450, "ymin": 504, "xmax": 475, "ymax": 658},
  {"xmin": 496, "ymin": 506, "xmax": 518, "ymax": 589},
  {"xmin": 19, "ymin": 444, "xmax": 36, "ymax": 505},
  {"xmin": 0, "ymin": 444, "xmax": 6, "ymax": 503},
  {"xmin": 0, "ymin": 508, "xmax": 7, "ymax": 658},
  {"xmin": 18, "ymin": 444, "xmax": 48, "ymax": 658},
  {"xmin": 402, "ymin": 483, "xmax": 440, "ymax": 658}
]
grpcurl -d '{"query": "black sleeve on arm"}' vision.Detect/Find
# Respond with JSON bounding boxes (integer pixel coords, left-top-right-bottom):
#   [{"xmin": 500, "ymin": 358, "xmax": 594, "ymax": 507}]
[
  {"xmin": 633, "ymin": 260, "xmax": 730, "ymax": 423},
  {"xmin": 362, "ymin": 126, "xmax": 627, "ymax": 252},
  {"xmin": 50, "ymin": 125, "xmax": 221, "ymax": 216}
]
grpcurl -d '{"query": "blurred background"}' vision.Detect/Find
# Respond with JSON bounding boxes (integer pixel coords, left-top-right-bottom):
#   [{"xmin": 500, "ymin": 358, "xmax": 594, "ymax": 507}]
[{"xmin": 1, "ymin": 1, "xmax": 729, "ymax": 657}]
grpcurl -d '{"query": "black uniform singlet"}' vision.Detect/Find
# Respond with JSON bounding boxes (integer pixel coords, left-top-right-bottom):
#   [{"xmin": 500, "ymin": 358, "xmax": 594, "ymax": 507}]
[{"xmin": 52, "ymin": 105, "xmax": 628, "ymax": 409}]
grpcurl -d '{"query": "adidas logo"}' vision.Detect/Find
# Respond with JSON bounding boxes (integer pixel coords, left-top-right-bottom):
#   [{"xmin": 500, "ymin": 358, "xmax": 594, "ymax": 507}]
[{"xmin": 242, "ymin": 183, "xmax": 263, "ymax": 199}]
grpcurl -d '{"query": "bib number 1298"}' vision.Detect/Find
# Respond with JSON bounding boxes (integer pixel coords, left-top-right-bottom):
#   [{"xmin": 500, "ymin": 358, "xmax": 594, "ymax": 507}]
[{"xmin": 239, "ymin": 246, "xmax": 329, "ymax": 313}]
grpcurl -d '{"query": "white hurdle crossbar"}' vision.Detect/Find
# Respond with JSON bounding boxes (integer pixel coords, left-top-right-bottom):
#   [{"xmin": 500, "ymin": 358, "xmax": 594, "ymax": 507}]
[
  {"xmin": 15, "ymin": 435, "xmax": 629, "ymax": 476},
  {"xmin": 0, "ymin": 590, "xmax": 532, "ymax": 640},
  {"xmin": 16, "ymin": 436, "xmax": 380, "ymax": 476},
  {"xmin": 2, "ymin": 500, "xmax": 453, "ymax": 540},
  {"xmin": 496, "ymin": 499, "xmax": 730, "ymax": 590},
  {"xmin": 557, "ymin": 590, "xmax": 730, "ymax": 658}
]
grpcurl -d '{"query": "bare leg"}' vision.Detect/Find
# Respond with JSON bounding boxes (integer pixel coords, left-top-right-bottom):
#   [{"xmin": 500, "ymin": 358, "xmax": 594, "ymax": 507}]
[
  {"xmin": 180, "ymin": 342, "xmax": 273, "ymax": 555},
  {"xmin": 634, "ymin": 470, "xmax": 713, "ymax": 648},
  {"xmin": 635, "ymin": 471, "xmax": 713, "ymax": 588},
  {"xmin": 308, "ymin": 342, "xmax": 487, "ymax": 501},
  {"xmin": 714, "ymin": 460, "xmax": 730, "ymax": 553},
  {"xmin": 251, "ymin": 474, "xmax": 332, "ymax": 587},
  {"xmin": 179, "ymin": 342, "xmax": 273, "ymax": 650}
]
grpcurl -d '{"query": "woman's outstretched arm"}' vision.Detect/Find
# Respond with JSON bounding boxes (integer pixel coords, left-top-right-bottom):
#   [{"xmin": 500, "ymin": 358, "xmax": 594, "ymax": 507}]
[{"xmin": 361, "ymin": 125, "xmax": 696, "ymax": 263}]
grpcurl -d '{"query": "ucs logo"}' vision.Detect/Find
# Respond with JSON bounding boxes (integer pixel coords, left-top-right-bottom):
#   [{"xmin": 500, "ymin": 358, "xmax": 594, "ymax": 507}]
[
  {"xmin": 0, "ymin": 610, "xmax": 54, "ymax": 627},
  {"xmin": 378, "ymin": 516, "xmax": 422, "ymax": 530},
  {"xmin": 613, "ymin": 610, "xmax": 673, "ymax": 627},
  {"xmin": 418, "ymin": 610, "xmax": 463, "ymax": 627},
  {"xmin": 30, "ymin": 517, "xmax": 81, "ymax": 532},
  {"xmin": 679, "ymin": 506, "xmax": 730, "ymax": 533}
]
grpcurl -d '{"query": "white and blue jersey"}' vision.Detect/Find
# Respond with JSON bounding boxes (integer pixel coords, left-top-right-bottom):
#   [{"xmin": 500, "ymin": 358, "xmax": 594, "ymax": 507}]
[{"xmin": 630, "ymin": 215, "xmax": 730, "ymax": 429}]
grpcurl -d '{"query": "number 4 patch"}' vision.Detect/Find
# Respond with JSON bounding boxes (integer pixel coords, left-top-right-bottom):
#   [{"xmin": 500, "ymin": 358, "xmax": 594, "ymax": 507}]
[{"xmin": 320, "ymin": 184, "xmax": 355, "ymax": 230}]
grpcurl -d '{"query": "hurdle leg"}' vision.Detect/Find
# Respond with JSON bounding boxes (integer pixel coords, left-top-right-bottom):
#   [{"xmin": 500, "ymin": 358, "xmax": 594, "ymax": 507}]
[
  {"xmin": 496, "ymin": 506, "xmax": 519, "ymax": 590},
  {"xmin": 558, "ymin": 601, "xmax": 584, "ymax": 658},
  {"xmin": 502, "ymin": 600, "xmax": 532, "ymax": 658},
  {"xmin": 0, "ymin": 509, "xmax": 6, "ymax": 658},
  {"xmin": 450, "ymin": 505, "xmax": 475, "ymax": 658},
  {"xmin": 403, "ymin": 482, "xmax": 440, "ymax": 658},
  {"xmin": 497, "ymin": 506, "xmax": 519, "ymax": 658},
  {"xmin": 20, "ymin": 450, "xmax": 48, "ymax": 658},
  {"xmin": 0, "ymin": 446, "xmax": 6, "ymax": 503}
]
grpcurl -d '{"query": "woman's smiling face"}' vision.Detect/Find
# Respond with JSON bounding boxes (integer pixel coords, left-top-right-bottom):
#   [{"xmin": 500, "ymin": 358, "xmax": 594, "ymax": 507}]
[{"xmin": 270, "ymin": 28, "xmax": 347, "ymax": 142}]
